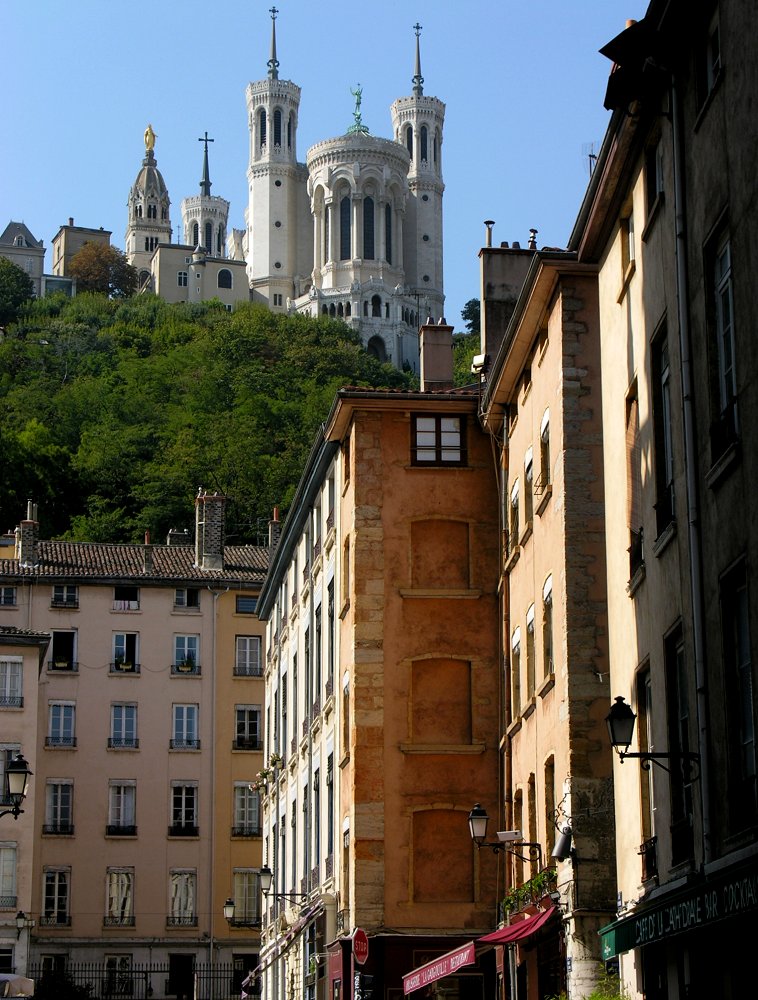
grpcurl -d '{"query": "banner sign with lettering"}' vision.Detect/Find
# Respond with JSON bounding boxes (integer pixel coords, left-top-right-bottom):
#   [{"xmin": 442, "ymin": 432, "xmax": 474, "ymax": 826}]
[
  {"xmin": 402, "ymin": 942, "xmax": 476, "ymax": 994},
  {"xmin": 600, "ymin": 859, "xmax": 758, "ymax": 958}
]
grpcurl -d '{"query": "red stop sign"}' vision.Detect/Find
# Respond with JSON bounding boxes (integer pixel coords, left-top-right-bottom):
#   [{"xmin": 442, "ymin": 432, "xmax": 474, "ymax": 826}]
[{"xmin": 353, "ymin": 928, "xmax": 369, "ymax": 965}]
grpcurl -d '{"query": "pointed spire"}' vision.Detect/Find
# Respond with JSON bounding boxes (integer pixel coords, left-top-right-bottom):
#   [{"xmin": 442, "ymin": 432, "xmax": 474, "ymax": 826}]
[
  {"xmin": 412, "ymin": 23, "xmax": 424, "ymax": 97},
  {"xmin": 198, "ymin": 132, "xmax": 214, "ymax": 196},
  {"xmin": 268, "ymin": 7, "xmax": 279, "ymax": 80}
]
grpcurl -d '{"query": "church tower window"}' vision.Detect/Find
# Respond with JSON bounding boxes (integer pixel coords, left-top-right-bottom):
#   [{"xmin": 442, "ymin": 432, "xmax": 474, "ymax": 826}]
[
  {"xmin": 324, "ymin": 207, "xmax": 330, "ymax": 263},
  {"xmin": 259, "ymin": 109, "xmax": 267, "ymax": 147},
  {"xmin": 406, "ymin": 125, "xmax": 413, "ymax": 159},
  {"xmin": 363, "ymin": 197, "xmax": 375, "ymax": 260},
  {"xmin": 420, "ymin": 126, "xmax": 428, "ymax": 162},
  {"xmin": 287, "ymin": 113, "xmax": 293, "ymax": 149},
  {"xmin": 274, "ymin": 109, "xmax": 282, "ymax": 147},
  {"xmin": 162, "ymin": 207, "xmax": 167, "ymax": 220},
  {"xmin": 217, "ymin": 269, "xmax": 232, "ymax": 290},
  {"xmin": 345, "ymin": 302, "xmax": 351, "ymax": 317},
  {"xmin": 192, "ymin": 222, "xmax": 199, "ymax": 247},
  {"xmin": 339, "ymin": 197, "xmax": 351, "ymax": 261},
  {"xmin": 136, "ymin": 205, "xmax": 142, "ymax": 219},
  {"xmin": 434, "ymin": 130, "xmax": 439, "ymax": 163},
  {"xmin": 217, "ymin": 226, "xmax": 225, "ymax": 255},
  {"xmin": 385, "ymin": 205, "xmax": 392, "ymax": 265},
  {"xmin": 371, "ymin": 295, "xmax": 381, "ymax": 317},
  {"xmin": 147, "ymin": 204, "xmax": 157, "ymax": 220},
  {"xmin": 204, "ymin": 222, "xmax": 213, "ymax": 252}
]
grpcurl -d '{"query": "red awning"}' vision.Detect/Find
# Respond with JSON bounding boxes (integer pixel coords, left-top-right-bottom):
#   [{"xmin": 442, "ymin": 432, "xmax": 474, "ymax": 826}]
[
  {"xmin": 402, "ymin": 941, "xmax": 477, "ymax": 995},
  {"xmin": 478, "ymin": 904, "xmax": 558, "ymax": 946}
]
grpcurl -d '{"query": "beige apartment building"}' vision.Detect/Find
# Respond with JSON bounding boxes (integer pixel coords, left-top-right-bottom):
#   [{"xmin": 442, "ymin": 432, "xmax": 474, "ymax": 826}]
[
  {"xmin": 477, "ymin": 240, "xmax": 615, "ymax": 998},
  {"xmin": 568, "ymin": 1, "xmax": 758, "ymax": 996},
  {"xmin": 0, "ymin": 625, "xmax": 49, "ymax": 978},
  {"xmin": 0, "ymin": 495, "xmax": 267, "ymax": 998},
  {"xmin": 256, "ymin": 326, "xmax": 502, "ymax": 1000},
  {"xmin": 50, "ymin": 220, "xmax": 111, "ymax": 277}
]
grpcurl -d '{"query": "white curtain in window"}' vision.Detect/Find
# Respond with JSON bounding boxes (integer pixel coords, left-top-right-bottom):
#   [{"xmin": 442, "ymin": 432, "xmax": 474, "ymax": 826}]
[
  {"xmin": 107, "ymin": 870, "xmax": 133, "ymax": 919},
  {"xmin": 170, "ymin": 871, "xmax": 196, "ymax": 918}
]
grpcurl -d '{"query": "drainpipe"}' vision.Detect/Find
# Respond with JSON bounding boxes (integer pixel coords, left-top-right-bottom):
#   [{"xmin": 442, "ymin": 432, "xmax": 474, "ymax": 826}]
[
  {"xmin": 208, "ymin": 586, "xmax": 226, "ymax": 994},
  {"xmin": 671, "ymin": 72, "xmax": 711, "ymax": 863}
]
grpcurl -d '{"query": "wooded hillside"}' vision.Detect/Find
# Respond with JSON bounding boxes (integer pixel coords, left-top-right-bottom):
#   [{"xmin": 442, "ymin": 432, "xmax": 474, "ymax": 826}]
[{"xmin": 1, "ymin": 294, "xmax": 412, "ymax": 543}]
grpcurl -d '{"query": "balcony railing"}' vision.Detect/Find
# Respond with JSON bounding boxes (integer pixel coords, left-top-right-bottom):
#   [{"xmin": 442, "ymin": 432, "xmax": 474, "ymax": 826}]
[
  {"xmin": 234, "ymin": 662, "xmax": 263, "ymax": 677},
  {"xmin": 169, "ymin": 738, "xmax": 200, "ymax": 750},
  {"xmin": 166, "ymin": 914, "xmax": 198, "ymax": 927},
  {"xmin": 45, "ymin": 736, "xmax": 77, "ymax": 748},
  {"xmin": 233, "ymin": 737, "xmax": 263, "ymax": 751},
  {"xmin": 228, "ymin": 915, "xmax": 262, "ymax": 928},
  {"xmin": 231, "ymin": 825, "xmax": 262, "ymax": 838},
  {"xmin": 43, "ymin": 823, "xmax": 74, "ymax": 836},
  {"xmin": 108, "ymin": 738, "xmax": 139, "ymax": 749},
  {"xmin": 103, "ymin": 915, "xmax": 135, "ymax": 927},
  {"xmin": 39, "ymin": 913, "xmax": 71, "ymax": 926},
  {"xmin": 171, "ymin": 661, "xmax": 201, "ymax": 676},
  {"xmin": 51, "ymin": 597, "xmax": 79, "ymax": 609},
  {"xmin": 0, "ymin": 895, "xmax": 17, "ymax": 909},
  {"xmin": 106, "ymin": 824, "xmax": 137, "ymax": 837},
  {"xmin": 49, "ymin": 660, "xmax": 78, "ymax": 672},
  {"xmin": 113, "ymin": 600, "xmax": 139, "ymax": 611},
  {"xmin": 110, "ymin": 661, "xmax": 140, "ymax": 674},
  {"xmin": 639, "ymin": 836, "xmax": 658, "ymax": 882},
  {"xmin": 0, "ymin": 695, "xmax": 23, "ymax": 708},
  {"xmin": 167, "ymin": 824, "xmax": 199, "ymax": 837}
]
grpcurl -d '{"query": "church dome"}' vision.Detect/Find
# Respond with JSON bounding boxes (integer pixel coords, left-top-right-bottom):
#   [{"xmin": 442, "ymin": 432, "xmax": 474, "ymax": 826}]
[{"xmin": 131, "ymin": 150, "xmax": 169, "ymax": 201}]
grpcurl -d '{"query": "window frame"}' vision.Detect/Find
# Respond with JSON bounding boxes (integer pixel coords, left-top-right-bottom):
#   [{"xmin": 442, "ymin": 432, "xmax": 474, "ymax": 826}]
[{"xmin": 410, "ymin": 414, "xmax": 467, "ymax": 468}]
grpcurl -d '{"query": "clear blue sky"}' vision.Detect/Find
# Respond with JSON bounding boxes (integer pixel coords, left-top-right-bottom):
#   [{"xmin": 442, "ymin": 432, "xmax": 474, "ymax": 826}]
[{"xmin": 3, "ymin": 0, "xmax": 645, "ymax": 329}]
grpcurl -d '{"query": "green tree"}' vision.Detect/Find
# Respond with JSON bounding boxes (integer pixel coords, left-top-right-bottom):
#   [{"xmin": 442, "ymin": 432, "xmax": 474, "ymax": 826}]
[
  {"xmin": 452, "ymin": 297, "xmax": 481, "ymax": 386},
  {"xmin": 0, "ymin": 256, "xmax": 34, "ymax": 325},
  {"xmin": 461, "ymin": 297, "xmax": 480, "ymax": 335},
  {"xmin": 69, "ymin": 243, "xmax": 138, "ymax": 298}
]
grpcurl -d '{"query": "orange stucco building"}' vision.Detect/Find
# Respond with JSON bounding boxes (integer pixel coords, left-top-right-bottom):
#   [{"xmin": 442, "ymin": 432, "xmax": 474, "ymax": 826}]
[{"xmin": 257, "ymin": 328, "xmax": 502, "ymax": 1000}]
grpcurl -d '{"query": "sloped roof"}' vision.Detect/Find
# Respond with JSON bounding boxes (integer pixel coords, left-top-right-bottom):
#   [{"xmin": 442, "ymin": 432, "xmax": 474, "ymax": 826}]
[
  {"xmin": 0, "ymin": 221, "xmax": 43, "ymax": 248},
  {"xmin": 0, "ymin": 540, "xmax": 268, "ymax": 587}
]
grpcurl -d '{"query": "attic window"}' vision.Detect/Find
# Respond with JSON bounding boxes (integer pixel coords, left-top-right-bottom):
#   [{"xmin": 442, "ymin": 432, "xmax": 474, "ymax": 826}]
[
  {"xmin": 411, "ymin": 415, "xmax": 467, "ymax": 467},
  {"xmin": 236, "ymin": 595, "xmax": 258, "ymax": 615}
]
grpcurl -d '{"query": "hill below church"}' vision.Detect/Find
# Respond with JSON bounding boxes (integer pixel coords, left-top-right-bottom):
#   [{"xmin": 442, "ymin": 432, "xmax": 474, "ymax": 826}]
[{"xmin": 1, "ymin": 294, "xmax": 412, "ymax": 543}]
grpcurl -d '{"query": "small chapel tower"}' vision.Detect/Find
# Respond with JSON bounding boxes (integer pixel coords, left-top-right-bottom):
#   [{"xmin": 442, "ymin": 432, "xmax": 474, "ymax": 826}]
[
  {"xmin": 390, "ymin": 26, "xmax": 445, "ymax": 323},
  {"xmin": 244, "ymin": 7, "xmax": 310, "ymax": 308},
  {"xmin": 125, "ymin": 125, "xmax": 172, "ymax": 287},
  {"xmin": 182, "ymin": 133, "xmax": 230, "ymax": 257}
]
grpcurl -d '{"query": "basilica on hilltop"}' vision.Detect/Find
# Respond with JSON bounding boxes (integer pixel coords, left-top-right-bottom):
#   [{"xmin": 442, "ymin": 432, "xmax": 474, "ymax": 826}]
[{"xmin": 124, "ymin": 11, "xmax": 445, "ymax": 372}]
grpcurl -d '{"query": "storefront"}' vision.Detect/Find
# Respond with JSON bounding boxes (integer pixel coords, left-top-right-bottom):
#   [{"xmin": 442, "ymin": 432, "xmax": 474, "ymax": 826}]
[{"xmin": 600, "ymin": 856, "xmax": 758, "ymax": 997}]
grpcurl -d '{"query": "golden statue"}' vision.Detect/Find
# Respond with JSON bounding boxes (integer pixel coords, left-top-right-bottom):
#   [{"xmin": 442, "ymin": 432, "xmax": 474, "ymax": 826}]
[{"xmin": 144, "ymin": 124, "xmax": 156, "ymax": 152}]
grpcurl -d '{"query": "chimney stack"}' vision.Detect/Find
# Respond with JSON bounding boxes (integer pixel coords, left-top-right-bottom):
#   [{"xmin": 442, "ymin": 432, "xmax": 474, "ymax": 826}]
[
  {"xmin": 420, "ymin": 320, "xmax": 454, "ymax": 392},
  {"xmin": 269, "ymin": 507, "xmax": 282, "ymax": 551},
  {"xmin": 195, "ymin": 488, "xmax": 227, "ymax": 571},
  {"xmin": 15, "ymin": 500, "xmax": 39, "ymax": 566},
  {"xmin": 143, "ymin": 531, "xmax": 153, "ymax": 573}
]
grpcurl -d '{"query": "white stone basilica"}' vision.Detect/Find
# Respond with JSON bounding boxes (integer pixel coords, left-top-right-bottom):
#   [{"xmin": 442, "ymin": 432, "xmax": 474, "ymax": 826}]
[{"xmin": 125, "ymin": 12, "xmax": 445, "ymax": 371}]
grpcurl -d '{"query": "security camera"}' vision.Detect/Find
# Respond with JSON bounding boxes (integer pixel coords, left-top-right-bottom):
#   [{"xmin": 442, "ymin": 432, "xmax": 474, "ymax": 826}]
[
  {"xmin": 496, "ymin": 829, "xmax": 523, "ymax": 843},
  {"xmin": 471, "ymin": 353, "xmax": 489, "ymax": 374}
]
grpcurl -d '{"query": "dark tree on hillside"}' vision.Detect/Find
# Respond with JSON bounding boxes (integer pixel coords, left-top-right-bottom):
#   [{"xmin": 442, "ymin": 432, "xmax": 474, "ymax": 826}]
[
  {"xmin": 0, "ymin": 256, "xmax": 34, "ymax": 325},
  {"xmin": 69, "ymin": 243, "xmax": 138, "ymax": 298}
]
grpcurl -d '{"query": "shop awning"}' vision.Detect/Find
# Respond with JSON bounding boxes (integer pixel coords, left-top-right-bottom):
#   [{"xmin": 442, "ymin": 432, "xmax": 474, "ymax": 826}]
[
  {"xmin": 402, "ymin": 941, "xmax": 477, "ymax": 995},
  {"xmin": 478, "ymin": 904, "xmax": 558, "ymax": 946}
]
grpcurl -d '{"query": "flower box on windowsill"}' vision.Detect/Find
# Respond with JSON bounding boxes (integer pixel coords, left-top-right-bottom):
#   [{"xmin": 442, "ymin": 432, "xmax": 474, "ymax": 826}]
[{"xmin": 173, "ymin": 660, "xmax": 200, "ymax": 675}]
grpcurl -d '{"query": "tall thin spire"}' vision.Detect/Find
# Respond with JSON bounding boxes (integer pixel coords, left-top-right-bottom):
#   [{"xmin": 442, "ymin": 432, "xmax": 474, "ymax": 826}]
[
  {"xmin": 198, "ymin": 131, "xmax": 214, "ymax": 196},
  {"xmin": 412, "ymin": 23, "xmax": 424, "ymax": 97},
  {"xmin": 268, "ymin": 7, "xmax": 279, "ymax": 80}
]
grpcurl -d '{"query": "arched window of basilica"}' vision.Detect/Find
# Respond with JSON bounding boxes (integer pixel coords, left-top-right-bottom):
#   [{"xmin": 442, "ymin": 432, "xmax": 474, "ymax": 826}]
[
  {"xmin": 345, "ymin": 302, "xmax": 351, "ymax": 317},
  {"xmin": 259, "ymin": 108, "xmax": 267, "ymax": 147},
  {"xmin": 162, "ymin": 207, "xmax": 167, "ymax": 220},
  {"xmin": 385, "ymin": 302, "xmax": 390, "ymax": 319},
  {"xmin": 337, "ymin": 303, "xmax": 344, "ymax": 317},
  {"xmin": 363, "ymin": 196, "xmax": 375, "ymax": 260},
  {"xmin": 274, "ymin": 109, "xmax": 282, "ymax": 147},
  {"xmin": 218, "ymin": 269, "xmax": 232, "ymax": 290},
  {"xmin": 363, "ymin": 301, "xmax": 368, "ymax": 317},
  {"xmin": 329, "ymin": 304, "xmax": 336, "ymax": 317},
  {"xmin": 147, "ymin": 204, "xmax": 157, "ymax": 220},
  {"xmin": 367, "ymin": 336, "xmax": 387, "ymax": 363},
  {"xmin": 204, "ymin": 222, "xmax": 213, "ymax": 253},
  {"xmin": 339, "ymin": 197, "xmax": 351, "ymax": 261},
  {"xmin": 136, "ymin": 205, "xmax": 142, "ymax": 219},
  {"xmin": 385, "ymin": 204, "xmax": 392, "ymax": 265},
  {"xmin": 192, "ymin": 222, "xmax": 199, "ymax": 248},
  {"xmin": 287, "ymin": 113, "xmax": 293, "ymax": 149},
  {"xmin": 217, "ymin": 226, "xmax": 225, "ymax": 255},
  {"xmin": 322, "ymin": 305, "xmax": 328, "ymax": 315},
  {"xmin": 434, "ymin": 130, "xmax": 440, "ymax": 164},
  {"xmin": 371, "ymin": 295, "xmax": 381, "ymax": 318},
  {"xmin": 420, "ymin": 126, "xmax": 428, "ymax": 162},
  {"xmin": 406, "ymin": 125, "xmax": 413, "ymax": 159}
]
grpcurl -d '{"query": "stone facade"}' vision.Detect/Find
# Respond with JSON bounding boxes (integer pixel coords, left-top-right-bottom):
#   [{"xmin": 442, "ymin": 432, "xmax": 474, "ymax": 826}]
[{"xmin": 257, "ymin": 368, "xmax": 501, "ymax": 1000}]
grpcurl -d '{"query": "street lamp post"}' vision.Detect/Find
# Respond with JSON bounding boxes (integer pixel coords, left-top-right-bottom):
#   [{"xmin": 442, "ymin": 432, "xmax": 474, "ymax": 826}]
[{"xmin": 468, "ymin": 804, "xmax": 543, "ymax": 870}]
